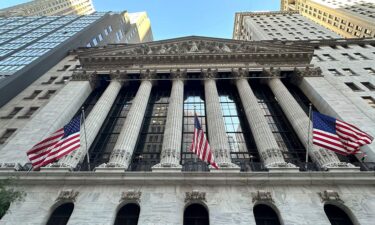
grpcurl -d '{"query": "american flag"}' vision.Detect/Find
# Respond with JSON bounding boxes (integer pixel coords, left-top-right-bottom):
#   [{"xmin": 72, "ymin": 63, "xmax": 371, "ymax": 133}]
[
  {"xmin": 27, "ymin": 115, "xmax": 81, "ymax": 169},
  {"xmin": 312, "ymin": 111, "xmax": 373, "ymax": 155},
  {"xmin": 190, "ymin": 113, "xmax": 219, "ymax": 169}
]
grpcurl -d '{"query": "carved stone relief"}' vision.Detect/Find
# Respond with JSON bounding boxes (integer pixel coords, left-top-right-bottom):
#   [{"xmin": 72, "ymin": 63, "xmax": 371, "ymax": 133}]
[
  {"xmin": 120, "ymin": 190, "xmax": 142, "ymax": 203},
  {"xmin": 56, "ymin": 189, "xmax": 79, "ymax": 202},
  {"xmin": 252, "ymin": 190, "xmax": 274, "ymax": 203},
  {"xmin": 185, "ymin": 190, "xmax": 207, "ymax": 203},
  {"xmin": 318, "ymin": 190, "xmax": 344, "ymax": 203}
]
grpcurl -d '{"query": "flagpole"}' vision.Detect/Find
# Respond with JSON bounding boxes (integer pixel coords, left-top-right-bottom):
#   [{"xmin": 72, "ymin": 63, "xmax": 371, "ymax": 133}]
[
  {"xmin": 306, "ymin": 103, "xmax": 312, "ymax": 171},
  {"xmin": 81, "ymin": 107, "xmax": 90, "ymax": 171}
]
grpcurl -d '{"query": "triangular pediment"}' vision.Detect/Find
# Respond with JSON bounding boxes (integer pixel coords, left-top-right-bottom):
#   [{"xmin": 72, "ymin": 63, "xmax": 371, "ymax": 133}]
[{"xmin": 78, "ymin": 36, "xmax": 313, "ymax": 57}]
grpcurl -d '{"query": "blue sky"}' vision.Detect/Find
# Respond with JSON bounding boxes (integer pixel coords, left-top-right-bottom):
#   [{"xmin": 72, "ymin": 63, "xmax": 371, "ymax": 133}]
[{"xmin": 1, "ymin": 0, "xmax": 280, "ymax": 40}]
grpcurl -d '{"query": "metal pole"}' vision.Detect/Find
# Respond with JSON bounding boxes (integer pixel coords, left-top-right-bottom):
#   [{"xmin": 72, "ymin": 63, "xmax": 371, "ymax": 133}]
[
  {"xmin": 306, "ymin": 103, "xmax": 312, "ymax": 171},
  {"xmin": 81, "ymin": 107, "xmax": 90, "ymax": 171}
]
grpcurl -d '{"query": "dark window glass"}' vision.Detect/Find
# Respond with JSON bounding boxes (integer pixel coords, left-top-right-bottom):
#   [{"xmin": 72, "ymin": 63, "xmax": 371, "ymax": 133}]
[
  {"xmin": 41, "ymin": 76, "xmax": 57, "ymax": 84},
  {"xmin": 217, "ymin": 81, "xmax": 260, "ymax": 171},
  {"xmin": 254, "ymin": 80, "xmax": 308, "ymax": 167},
  {"xmin": 82, "ymin": 82, "xmax": 137, "ymax": 170},
  {"xmin": 324, "ymin": 204, "xmax": 354, "ymax": 225},
  {"xmin": 345, "ymin": 82, "xmax": 362, "ymax": 91},
  {"xmin": 253, "ymin": 204, "xmax": 281, "ymax": 225},
  {"xmin": 2, "ymin": 107, "xmax": 22, "ymax": 118},
  {"xmin": 0, "ymin": 129, "xmax": 16, "ymax": 144},
  {"xmin": 114, "ymin": 203, "xmax": 140, "ymax": 225},
  {"xmin": 184, "ymin": 204, "xmax": 209, "ymax": 225},
  {"xmin": 46, "ymin": 203, "xmax": 74, "ymax": 225},
  {"xmin": 361, "ymin": 82, "xmax": 375, "ymax": 91},
  {"xmin": 182, "ymin": 80, "xmax": 209, "ymax": 171},
  {"xmin": 24, "ymin": 90, "xmax": 42, "ymax": 99},
  {"xmin": 130, "ymin": 81, "xmax": 170, "ymax": 171}
]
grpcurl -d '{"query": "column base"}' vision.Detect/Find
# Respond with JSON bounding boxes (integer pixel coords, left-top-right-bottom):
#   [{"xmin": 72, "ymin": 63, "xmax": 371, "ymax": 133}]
[
  {"xmin": 211, "ymin": 163, "xmax": 240, "ymax": 172},
  {"xmin": 0, "ymin": 163, "xmax": 22, "ymax": 172},
  {"xmin": 327, "ymin": 167, "xmax": 360, "ymax": 172},
  {"xmin": 152, "ymin": 163, "xmax": 182, "ymax": 172},
  {"xmin": 95, "ymin": 167, "xmax": 126, "ymax": 172},
  {"xmin": 40, "ymin": 167, "xmax": 71, "ymax": 172},
  {"xmin": 268, "ymin": 167, "xmax": 300, "ymax": 172}
]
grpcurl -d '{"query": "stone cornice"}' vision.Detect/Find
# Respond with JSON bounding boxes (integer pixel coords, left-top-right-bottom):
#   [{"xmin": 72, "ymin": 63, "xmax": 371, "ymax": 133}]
[{"xmin": 0, "ymin": 171, "xmax": 374, "ymax": 186}]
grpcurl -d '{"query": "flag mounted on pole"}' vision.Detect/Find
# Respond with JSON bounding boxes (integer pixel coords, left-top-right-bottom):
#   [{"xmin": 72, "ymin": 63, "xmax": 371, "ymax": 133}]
[
  {"xmin": 312, "ymin": 111, "xmax": 373, "ymax": 155},
  {"xmin": 26, "ymin": 115, "xmax": 81, "ymax": 169},
  {"xmin": 190, "ymin": 113, "xmax": 219, "ymax": 169}
]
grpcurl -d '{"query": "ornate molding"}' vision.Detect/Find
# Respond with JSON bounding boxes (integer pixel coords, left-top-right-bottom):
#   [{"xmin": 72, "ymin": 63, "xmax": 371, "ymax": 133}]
[
  {"xmin": 252, "ymin": 190, "xmax": 274, "ymax": 203},
  {"xmin": 318, "ymin": 190, "xmax": 344, "ymax": 203},
  {"xmin": 185, "ymin": 190, "xmax": 207, "ymax": 203},
  {"xmin": 120, "ymin": 190, "xmax": 142, "ymax": 203},
  {"xmin": 0, "ymin": 163, "xmax": 22, "ymax": 171},
  {"xmin": 232, "ymin": 68, "xmax": 248, "ymax": 78},
  {"xmin": 109, "ymin": 70, "xmax": 127, "ymax": 82},
  {"xmin": 170, "ymin": 69, "xmax": 187, "ymax": 80},
  {"xmin": 262, "ymin": 67, "xmax": 281, "ymax": 78},
  {"xmin": 201, "ymin": 68, "xmax": 217, "ymax": 79},
  {"xmin": 140, "ymin": 69, "xmax": 156, "ymax": 80},
  {"xmin": 294, "ymin": 67, "xmax": 323, "ymax": 78},
  {"xmin": 56, "ymin": 189, "xmax": 79, "ymax": 202}
]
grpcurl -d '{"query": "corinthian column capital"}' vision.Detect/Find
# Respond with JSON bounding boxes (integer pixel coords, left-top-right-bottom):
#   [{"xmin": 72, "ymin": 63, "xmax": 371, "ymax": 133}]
[{"xmin": 201, "ymin": 68, "xmax": 218, "ymax": 79}]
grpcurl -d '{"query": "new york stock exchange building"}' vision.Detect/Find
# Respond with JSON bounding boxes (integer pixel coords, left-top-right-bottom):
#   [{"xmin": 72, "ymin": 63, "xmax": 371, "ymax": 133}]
[{"xmin": 1, "ymin": 36, "xmax": 375, "ymax": 225}]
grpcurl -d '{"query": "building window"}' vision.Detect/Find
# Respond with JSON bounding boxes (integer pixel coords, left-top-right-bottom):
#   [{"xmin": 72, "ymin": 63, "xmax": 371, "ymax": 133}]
[
  {"xmin": 312, "ymin": 54, "xmax": 323, "ymax": 61},
  {"xmin": 182, "ymin": 81, "xmax": 208, "ymax": 171},
  {"xmin": 361, "ymin": 82, "xmax": 375, "ymax": 91},
  {"xmin": 92, "ymin": 37, "xmax": 98, "ymax": 46},
  {"xmin": 108, "ymin": 25, "xmax": 112, "ymax": 32},
  {"xmin": 364, "ymin": 68, "xmax": 375, "ymax": 75},
  {"xmin": 184, "ymin": 204, "xmax": 209, "ymax": 225},
  {"xmin": 24, "ymin": 90, "xmax": 42, "ymax": 99},
  {"xmin": 46, "ymin": 203, "xmax": 74, "ymax": 225},
  {"xmin": 328, "ymin": 69, "xmax": 343, "ymax": 76},
  {"xmin": 254, "ymin": 204, "xmax": 282, "ymax": 225},
  {"xmin": 324, "ymin": 204, "xmax": 355, "ymax": 225},
  {"xmin": 86, "ymin": 43, "xmax": 91, "ymax": 47},
  {"xmin": 362, "ymin": 96, "xmax": 375, "ymax": 108},
  {"xmin": 0, "ymin": 129, "xmax": 16, "ymax": 144},
  {"xmin": 341, "ymin": 53, "xmax": 357, "ymax": 60},
  {"xmin": 57, "ymin": 65, "xmax": 71, "ymax": 71},
  {"xmin": 1, "ymin": 107, "xmax": 23, "ymax": 119},
  {"xmin": 217, "ymin": 81, "xmax": 258, "ymax": 169},
  {"xmin": 98, "ymin": 33, "xmax": 103, "ymax": 41},
  {"xmin": 39, "ymin": 90, "xmax": 56, "ymax": 99},
  {"xmin": 41, "ymin": 76, "xmax": 57, "ymax": 85},
  {"xmin": 55, "ymin": 76, "xmax": 71, "ymax": 84},
  {"xmin": 114, "ymin": 204, "xmax": 140, "ymax": 225},
  {"xmin": 342, "ymin": 68, "xmax": 357, "ymax": 76},
  {"xmin": 353, "ymin": 53, "xmax": 369, "ymax": 60},
  {"xmin": 83, "ymin": 83, "xmax": 136, "ymax": 170},
  {"xmin": 18, "ymin": 107, "xmax": 38, "ymax": 118},
  {"xmin": 345, "ymin": 82, "xmax": 362, "ymax": 91},
  {"xmin": 322, "ymin": 54, "xmax": 336, "ymax": 60},
  {"xmin": 130, "ymin": 82, "xmax": 170, "ymax": 171},
  {"xmin": 104, "ymin": 28, "xmax": 109, "ymax": 35}
]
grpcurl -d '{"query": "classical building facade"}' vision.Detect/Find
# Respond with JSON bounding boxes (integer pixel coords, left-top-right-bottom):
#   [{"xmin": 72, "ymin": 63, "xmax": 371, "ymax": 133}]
[
  {"xmin": 0, "ymin": 0, "xmax": 95, "ymax": 17},
  {"xmin": 0, "ymin": 36, "xmax": 374, "ymax": 225},
  {"xmin": 281, "ymin": 0, "xmax": 375, "ymax": 38}
]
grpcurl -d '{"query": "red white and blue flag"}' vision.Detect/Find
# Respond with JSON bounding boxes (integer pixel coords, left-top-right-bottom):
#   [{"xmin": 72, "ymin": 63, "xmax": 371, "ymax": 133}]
[
  {"xmin": 190, "ymin": 113, "xmax": 219, "ymax": 169},
  {"xmin": 312, "ymin": 111, "xmax": 373, "ymax": 155},
  {"xmin": 27, "ymin": 115, "xmax": 81, "ymax": 169}
]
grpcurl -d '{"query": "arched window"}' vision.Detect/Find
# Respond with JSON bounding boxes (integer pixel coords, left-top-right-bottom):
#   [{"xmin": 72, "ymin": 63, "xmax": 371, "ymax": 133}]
[
  {"xmin": 253, "ymin": 204, "xmax": 281, "ymax": 225},
  {"xmin": 114, "ymin": 203, "xmax": 140, "ymax": 225},
  {"xmin": 184, "ymin": 203, "xmax": 209, "ymax": 225},
  {"xmin": 46, "ymin": 203, "xmax": 74, "ymax": 225},
  {"xmin": 324, "ymin": 204, "xmax": 354, "ymax": 225}
]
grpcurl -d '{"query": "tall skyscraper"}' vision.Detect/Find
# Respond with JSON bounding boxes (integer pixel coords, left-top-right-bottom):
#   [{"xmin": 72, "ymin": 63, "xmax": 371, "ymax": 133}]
[
  {"xmin": 233, "ymin": 11, "xmax": 341, "ymax": 41},
  {"xmin": 0, "ymin": 11, "xmax": 153, "ymax": 107},
  {"xmin": 0, "ymin": 36, "xmax": 374, "ymax": 224},
  {"xmin": 281, "ymin": 0, "xmax": 375, "ymax": 38},
  {"xmin": 0, "ymin": 0, "xmax": 95, "ymax": 17}
]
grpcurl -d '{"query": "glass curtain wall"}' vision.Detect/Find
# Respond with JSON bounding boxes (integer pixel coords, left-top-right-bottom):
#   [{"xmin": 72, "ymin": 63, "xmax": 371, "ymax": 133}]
[
  {"xmin": 181, "ymin": 80, "xmax": 209, "ymax": 171},
  {"xmin": 217, "ymin": 81, "xmax": 261, "ymax": 171},
  {"xmin": 81, "ymin": 81, "xmax": 138, "ymax": 170},
  {"xmin": 129, "ymin": 81, "xmax": 170, "ymax": 171}
]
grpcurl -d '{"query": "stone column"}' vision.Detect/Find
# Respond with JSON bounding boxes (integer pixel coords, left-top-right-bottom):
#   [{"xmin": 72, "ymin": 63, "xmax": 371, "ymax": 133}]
[
  {"xmin": 203, "ymin": 69, "xmax": 239, "ymax": 171},
  {"xmin": 98, "ymin": 75, "xmax": 153, "ymax": 171},
  {"xmin": 55, "ymin": 80, "xmax": 122, "ymax": 169},
  {"xmin": 0, "ymin": 78, "xmax": 92, "ymax": 171},
  {"xmin": 234, "ymin": 69, "xmax": 295, "ymax": 169},
  {"xmin": 153, "ymin": 71, "xmax": 185, "ymax": 171},
  {"xmin": 266, "ymin": 72, "xmax": 354, "ymax": 170}
]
